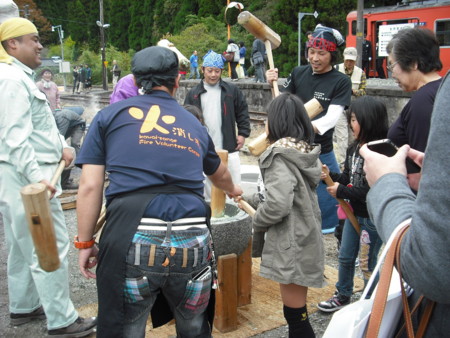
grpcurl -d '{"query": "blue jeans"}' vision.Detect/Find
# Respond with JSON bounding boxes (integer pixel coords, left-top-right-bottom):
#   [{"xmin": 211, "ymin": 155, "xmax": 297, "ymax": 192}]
[
  {"xmin": 336, "ymin": 216, "xmax": 382, "ymax": 297},
  {"xmin": 189, "ymin": 66, "xmax": 200, "ymax": 79},
  {"xmin": 64, "ymin": 106, "xmax": 84, "ymax": 116},
  {"xmin": 122, "ymin": 229, "xmax": 212, "ymax": 338},
  {"xmin": 254, "ymin": 62, "xmax": 266, "ymax": 82}
]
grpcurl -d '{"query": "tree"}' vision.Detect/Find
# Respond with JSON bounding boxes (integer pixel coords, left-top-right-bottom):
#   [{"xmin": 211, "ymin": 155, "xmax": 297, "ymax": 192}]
[
  {"xmin": 128, "ymin": 0, "xmax": 149, "ymax": 50},
  {"xmin": 16, "ymin": 0, "xmax": 53, "ymax": 44},
  {"xmin": 67, "ymin": 0, "xmax": 89, "ymax": 44},
  {"xmin": 108, "ymin": 0, "xmax": 130, "ymax": 51}
]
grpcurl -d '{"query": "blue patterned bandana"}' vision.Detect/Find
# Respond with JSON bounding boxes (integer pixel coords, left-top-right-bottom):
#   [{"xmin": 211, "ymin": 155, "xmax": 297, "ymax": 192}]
[{"xmin": 202, "ymin": 50, "xmax": 224, "ymax": 69}]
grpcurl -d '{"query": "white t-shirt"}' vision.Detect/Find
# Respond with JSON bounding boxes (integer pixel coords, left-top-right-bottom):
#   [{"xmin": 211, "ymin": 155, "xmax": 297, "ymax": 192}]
[{"xmin": 201, "ymin": 81, "xmax": 223, "ymax": 149}]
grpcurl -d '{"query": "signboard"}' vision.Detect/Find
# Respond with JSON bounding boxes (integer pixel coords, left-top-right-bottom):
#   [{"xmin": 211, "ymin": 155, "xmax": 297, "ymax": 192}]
[
  {"xmin": 59, "ymin": 61, "xmax": 71, "ymax": 74},
  {"xmin": 378, "ymin": 23, "xmax": 415, "ymax": 57}
]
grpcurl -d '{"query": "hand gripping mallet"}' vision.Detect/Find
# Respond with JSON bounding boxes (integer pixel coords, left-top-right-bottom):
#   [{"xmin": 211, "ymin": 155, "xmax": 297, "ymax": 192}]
[
  {"xmin": 321, "ymin": 165, "xmax": 360, "ymax": 234},
  {"xmin": 238, "ymin": 11, "xmax": 281, "ymax": 97},
  {"xmin": 20, "ymin": 160, "xmax": 66, "ymax": 272}
]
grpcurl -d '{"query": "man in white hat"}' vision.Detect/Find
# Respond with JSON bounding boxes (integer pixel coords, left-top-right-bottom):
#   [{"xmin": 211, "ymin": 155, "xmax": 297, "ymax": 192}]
[
  {"xmin": 334, "ymin": 46, "xmax": 367, "ymax": 169},
  {"xmin": 336, "ymin": 47, "xmax": 366, "ymax": 97}
]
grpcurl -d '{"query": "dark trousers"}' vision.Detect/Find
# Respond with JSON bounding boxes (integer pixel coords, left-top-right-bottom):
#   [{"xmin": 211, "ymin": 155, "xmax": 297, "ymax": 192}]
[
  {"xmin": 230, "ymin": 62, "xmax": 238, "ymax": 79},
  {"xmin": 376, "ymin": 58, "xmax": 386, "ymax": 79}
]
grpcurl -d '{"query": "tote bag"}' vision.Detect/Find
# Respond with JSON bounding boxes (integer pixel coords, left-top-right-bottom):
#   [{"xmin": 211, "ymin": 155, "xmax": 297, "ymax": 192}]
[{"xmin": 323, "ymin": 219, "xmax": 412, "ymax": 338}]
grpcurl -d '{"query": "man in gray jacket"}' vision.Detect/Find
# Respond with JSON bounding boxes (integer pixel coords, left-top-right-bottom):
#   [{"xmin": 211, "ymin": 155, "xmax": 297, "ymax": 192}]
[{"xmin": 360, "ymin": 71, "xmax": 450, "ymax": 336}]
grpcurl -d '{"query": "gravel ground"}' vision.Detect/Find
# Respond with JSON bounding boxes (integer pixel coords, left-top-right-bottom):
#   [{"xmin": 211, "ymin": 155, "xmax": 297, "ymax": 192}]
[
  {"xmin": 1, "ymin": 79, "xmax": 398, "ymax": 336},
  {"xmin": 0, "ymin": 164, "xmax": 363, "ymax": 338}
]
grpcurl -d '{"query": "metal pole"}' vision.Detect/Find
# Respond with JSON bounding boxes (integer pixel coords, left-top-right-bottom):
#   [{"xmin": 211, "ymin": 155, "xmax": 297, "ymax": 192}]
[
  {"xmin": 99, "ymin": 0, "xmax": 108, "ymax": 90},
  {"xmin": 59, "ymin": 28, "xmax": 66, "ymax": 92},
  {"xmin": 298, "ymin": 13, "xmax": 302, "ymax": 66},
  {"xmin": 298, "ymin": 12, "xmax": 318, "ymax": 66},
  {"xmin": 356, "ymin": 0, "xmax": 364, "ymax": 69}
]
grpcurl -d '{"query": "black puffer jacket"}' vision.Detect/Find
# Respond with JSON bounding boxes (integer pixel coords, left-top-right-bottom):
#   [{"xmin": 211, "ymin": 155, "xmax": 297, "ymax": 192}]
[
  {"xmin": 184, "ymin": 79, "xmax": 250, "ymax": 153},
  {"xmin": 330, "ymin": 142, "xmax": 370, "ymax": 218}
]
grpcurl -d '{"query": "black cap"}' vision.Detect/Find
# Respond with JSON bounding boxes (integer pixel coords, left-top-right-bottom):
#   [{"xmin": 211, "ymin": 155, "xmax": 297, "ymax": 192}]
[{"xmin": 132, "ymin": 46, "xmax": 179, "ymax": 93}]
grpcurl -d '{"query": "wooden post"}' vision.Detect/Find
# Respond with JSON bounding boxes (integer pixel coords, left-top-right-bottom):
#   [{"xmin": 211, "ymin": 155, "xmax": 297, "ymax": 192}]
[
  {"xmin": 21, "ymin": 183, "xmax": 60, "ymax": 272},
  {"xmin": 237, "ymin": 239, "xmax": 252, "ymax": 306},
  {"xmin": 214, "ymin": 253, "xmax": 238, "ymax": 332},
  {"xmin": 210, "ymin": 149, "xmax": 228, "ymax": 218}
]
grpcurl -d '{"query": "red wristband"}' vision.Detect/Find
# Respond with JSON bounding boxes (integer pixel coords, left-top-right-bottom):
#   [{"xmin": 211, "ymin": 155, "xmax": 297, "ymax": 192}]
[{"xmin": 74, "ymin": 236, "xmax": 96, "ymax": 249}]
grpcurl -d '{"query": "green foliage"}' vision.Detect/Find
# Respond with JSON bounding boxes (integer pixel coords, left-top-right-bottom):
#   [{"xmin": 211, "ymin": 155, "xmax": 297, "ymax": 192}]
[
  {"xmin": 35, "ymin": 0, "xmax": 403, "ymax": 81},
  {"xmin": 197, "ymin": 0, "xmax": 222, "ymax": 17},
  {"xmin": 105, "ymin": 45, "xmax": 135, "ymax": 80},
  {"xmin": 67, "ymin": 0, "xmax": 89, "ymax": 44},
  {"xmin": 47, "ymin": 36, "xmax": 76, "ymax": 62},
  {"xmin": 128, "ymin": 1, "xmax": 145, "ymax": 50},
  {"xmin": 167, "ymin": 16, "xmax": 252, "ymax": 70},
  {"xmin": 108, "ymin": 0, "xmax": 131, "ymax": 51},
  {"xmin": 77, "ymin": 50, "xmax": 102, "ymax": 84}
]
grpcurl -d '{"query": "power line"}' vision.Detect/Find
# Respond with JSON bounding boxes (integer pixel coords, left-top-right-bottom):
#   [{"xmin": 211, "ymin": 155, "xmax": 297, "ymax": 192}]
[{"xmin": 45, "ymin": 16, "xmax": 96, "ymax": 26}]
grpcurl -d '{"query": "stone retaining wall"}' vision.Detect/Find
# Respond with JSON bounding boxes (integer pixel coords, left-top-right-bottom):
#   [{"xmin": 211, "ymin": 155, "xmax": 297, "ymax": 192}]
[{"xmin": 62, "ymin": 79, "xmax": 412, "ymax": 127}]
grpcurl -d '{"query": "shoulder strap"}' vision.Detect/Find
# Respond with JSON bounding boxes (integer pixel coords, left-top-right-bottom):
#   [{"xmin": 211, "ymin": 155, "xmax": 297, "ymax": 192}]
[
  {"xmin": 367, "ymin": 222, "xmax": 436, "ymax": 338},
  {"xmin": 396, "ymin": 230, "xmax": 435, "ymax": 338},
  {"xmin": 366, "ymin": 224, "xmax": 409, "ymax": 338}
]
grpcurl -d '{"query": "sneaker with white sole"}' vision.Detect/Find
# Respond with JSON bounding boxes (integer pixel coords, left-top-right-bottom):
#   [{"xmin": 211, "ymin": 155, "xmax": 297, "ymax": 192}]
[{"xmin": 317, "ymin": 292, "xmax": 351, "ymax": 312}]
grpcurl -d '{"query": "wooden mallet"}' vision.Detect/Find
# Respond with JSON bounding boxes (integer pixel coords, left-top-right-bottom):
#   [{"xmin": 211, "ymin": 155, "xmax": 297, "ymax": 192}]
[
  {"xmin": 20, "ymin": 160, "xmax": 66, "ymax": 272},
  {"xmin": 238, "ymin": 11, "xmax": 281, "ymax": 97}
]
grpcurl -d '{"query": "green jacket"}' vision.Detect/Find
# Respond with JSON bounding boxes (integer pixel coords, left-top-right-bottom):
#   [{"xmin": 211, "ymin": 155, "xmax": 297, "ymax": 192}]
[
  {"xmin": 0, "ymin": 58, "xmax": 64, "ymax": 183},
  {"xmin": 245, "ymin": 138, "xmax": 325, "ymax": 288}
]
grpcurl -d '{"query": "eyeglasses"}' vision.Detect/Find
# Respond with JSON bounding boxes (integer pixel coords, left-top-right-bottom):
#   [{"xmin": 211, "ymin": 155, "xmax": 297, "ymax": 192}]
[{"xmin": 387, "ymin": 61, "xmax": 399, "ymax": 72}]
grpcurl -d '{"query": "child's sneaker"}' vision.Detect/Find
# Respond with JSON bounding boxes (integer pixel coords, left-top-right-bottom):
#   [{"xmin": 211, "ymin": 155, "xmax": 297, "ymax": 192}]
[{"xmin": 317, "ymin": 292, "xmax": 350, "ymax": 312}]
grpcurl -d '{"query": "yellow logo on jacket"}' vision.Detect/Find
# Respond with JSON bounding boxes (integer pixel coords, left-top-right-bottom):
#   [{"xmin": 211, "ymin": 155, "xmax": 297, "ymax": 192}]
[{"xmin": 129, "ymin": 105, "xmax": 175, "ymax": 134}]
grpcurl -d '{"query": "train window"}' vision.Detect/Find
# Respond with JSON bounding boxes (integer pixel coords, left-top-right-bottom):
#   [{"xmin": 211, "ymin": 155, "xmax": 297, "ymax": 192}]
[
  {"xmin": 351, "ymin": 19, "xmax": 367, "ymax": 35},
  {"xmin": 436, "ymin": 20, "xmax": 450, "ymax": 47}
]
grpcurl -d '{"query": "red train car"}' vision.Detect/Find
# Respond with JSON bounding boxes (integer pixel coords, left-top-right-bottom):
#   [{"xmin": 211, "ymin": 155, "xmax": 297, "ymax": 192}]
[{"xmin": 346, "ymin": 0, "xmax": 450, "ymax": 77}]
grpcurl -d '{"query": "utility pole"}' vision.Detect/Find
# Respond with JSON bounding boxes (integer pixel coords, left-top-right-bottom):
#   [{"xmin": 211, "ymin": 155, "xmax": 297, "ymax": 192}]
[
  {"xmin": 51, "ymin": 25, "xmax": 67, "ymax": 92},
  {"xmin": 99, "ymin": 0, "xmax": 108, "ymax": 90},
  {"xmin": 356, "ymin": 0, "xmax": 364, "ymax": 69}
]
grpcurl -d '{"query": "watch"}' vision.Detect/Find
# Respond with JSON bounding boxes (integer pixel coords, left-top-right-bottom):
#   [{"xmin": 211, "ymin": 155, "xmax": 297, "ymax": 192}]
[{"xmin": 73, "ymin": 236, "xmax": 96, "ymax": 249}]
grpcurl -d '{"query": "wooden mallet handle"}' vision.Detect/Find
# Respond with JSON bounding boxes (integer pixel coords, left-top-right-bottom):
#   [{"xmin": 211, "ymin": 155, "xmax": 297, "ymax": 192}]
[
  {"xmin": 265, "ymin": 40, "xmax": 279, "ymax": 98},
  {"xmin": 239, "ymin": 199, "xmax": 256, "ymax": 217},
  {"xmin": 50, "ymin": 160, "xmax": 66, "ymax": 187},
  {"xmin": 322, "ymin": 166, "xmax": 361, "ymax": 234}
]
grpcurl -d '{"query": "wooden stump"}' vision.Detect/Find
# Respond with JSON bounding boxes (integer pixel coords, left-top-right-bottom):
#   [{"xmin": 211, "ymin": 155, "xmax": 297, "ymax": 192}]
[{"xmin": 214, "ymin": 254, "xmax": 238, "ymax": 332}]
